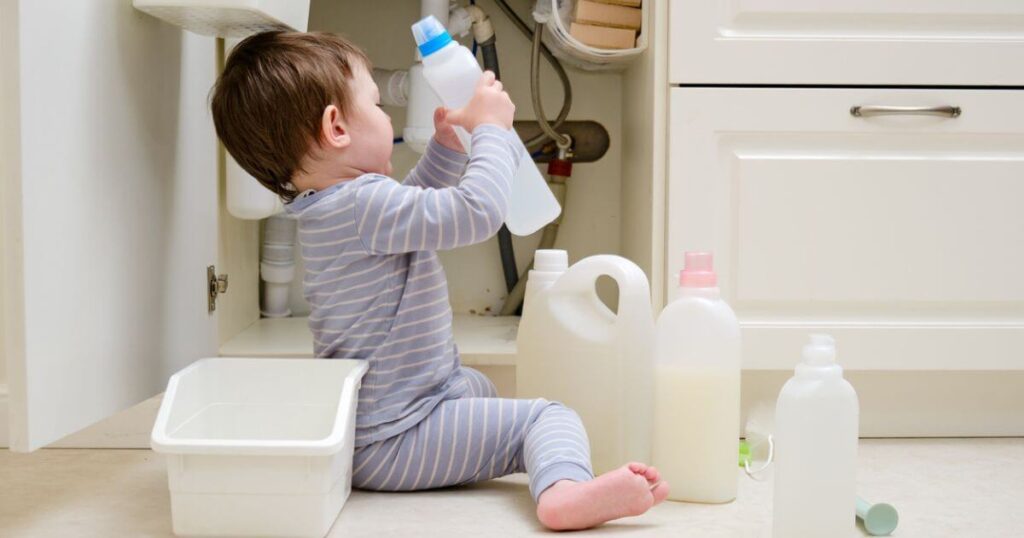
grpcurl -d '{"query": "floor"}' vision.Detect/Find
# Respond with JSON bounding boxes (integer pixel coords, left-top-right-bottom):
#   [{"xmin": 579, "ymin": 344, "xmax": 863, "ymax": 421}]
[{"xmin": 0, "ymin": 439, "xmax": 1021, "ymax": 537}]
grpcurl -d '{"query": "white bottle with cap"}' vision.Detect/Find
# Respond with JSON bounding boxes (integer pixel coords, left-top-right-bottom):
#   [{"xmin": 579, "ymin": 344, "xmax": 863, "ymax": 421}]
[
  {"xmin": 652, "ymin": 252, "xmax": 741, "ymax": 503},
  {"xmin": 411, "ymin": 15, "xmax": 561, "ymax": 236},
  {"xmin": 773, "ymin": 334, "xmax": 859, "ymax": 537},
  {"xmin": 516, "ymin": 250, "xmax": 655, "ymax": 475}
]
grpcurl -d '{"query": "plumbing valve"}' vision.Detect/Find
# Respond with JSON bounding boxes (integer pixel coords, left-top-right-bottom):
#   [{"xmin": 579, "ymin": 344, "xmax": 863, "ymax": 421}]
[{"xmin": 547, "ymin": 135, "xmax": 574, "ymax": 178}]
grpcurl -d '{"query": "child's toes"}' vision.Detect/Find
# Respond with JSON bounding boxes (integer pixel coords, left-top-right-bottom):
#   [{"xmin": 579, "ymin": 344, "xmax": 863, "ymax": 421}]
[
  {"xmin": 651, "ymin": 481, "xmax": 670, "ymax": 505},
  {"xmin": 644, "ymin": 466, "xmax": 660, "ymax": 483},
  {"xmin": 627, "ymin": 462, "xmax": 649, "ymax": 475}
]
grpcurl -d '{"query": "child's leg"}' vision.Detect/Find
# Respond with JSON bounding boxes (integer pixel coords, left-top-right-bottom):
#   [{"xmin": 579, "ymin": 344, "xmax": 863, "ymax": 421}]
[
  {"xmin": 458, "ymin": 366, "xmax": 498, "ymax": 399},
  {"xmin": 352, "ymin": 397, "xmax": 593, "ymax": 502}
]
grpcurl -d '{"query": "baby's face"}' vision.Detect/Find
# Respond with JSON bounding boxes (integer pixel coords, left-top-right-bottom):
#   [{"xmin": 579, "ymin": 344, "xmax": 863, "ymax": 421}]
[{"xmin": 343, "ymin": 64, "xmax": 394, "ymax": 176}]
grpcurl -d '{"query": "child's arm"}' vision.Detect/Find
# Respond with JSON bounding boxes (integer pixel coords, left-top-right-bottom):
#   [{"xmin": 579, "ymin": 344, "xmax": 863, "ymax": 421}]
[
  {"xmin": 402, "ymin": 108, "xmax": 469, "ymax": 190},
  {"xmin": 354, "ymin": 124, "xmax": 519, "ymax": 253},
  {"xmin": 354, "ymin": 72, "xmax": 517, "ymax": 254}
]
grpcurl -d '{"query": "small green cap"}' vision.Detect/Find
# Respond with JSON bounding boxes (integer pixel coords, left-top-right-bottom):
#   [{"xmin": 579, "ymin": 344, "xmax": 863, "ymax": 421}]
[{"xmin": 738, "ymin": 440, "xmax": 752, "ymax": 467}]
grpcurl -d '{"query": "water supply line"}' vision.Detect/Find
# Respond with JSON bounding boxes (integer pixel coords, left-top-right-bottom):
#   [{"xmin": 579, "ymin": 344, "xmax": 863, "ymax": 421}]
[
  {"xmin": 491, "ymin": 0, "xmax": 573, "ymax": 149},
  {"xmin": 529, "ymin": 22, "xmax": 573, "ymax": 150}
]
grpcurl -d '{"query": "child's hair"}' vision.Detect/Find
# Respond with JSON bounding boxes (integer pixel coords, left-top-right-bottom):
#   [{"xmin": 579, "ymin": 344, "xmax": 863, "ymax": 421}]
[{"xmin": 211, "ymin": 31, "xmax": 371, "ymax": 202}]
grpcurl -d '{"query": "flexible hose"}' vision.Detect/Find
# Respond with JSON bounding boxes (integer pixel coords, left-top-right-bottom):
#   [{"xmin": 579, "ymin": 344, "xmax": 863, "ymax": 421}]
[
  {"xmin": 479, "ymin": 38, "xmax": 501, "ymax": 80},
  {"xmin": 531, "ymin": 22, "xmax": 571, "ymax": 149},
  {"xmin": 492, "ymin": 0, "xmax": 572, "ymax": 149},
  {"xmin": 497, "ymin": 230, "xmax": 519, "ymax": 292},
  {"xmin": 479, "ymin": 38, "xmax": 519, "ymax": 293}
]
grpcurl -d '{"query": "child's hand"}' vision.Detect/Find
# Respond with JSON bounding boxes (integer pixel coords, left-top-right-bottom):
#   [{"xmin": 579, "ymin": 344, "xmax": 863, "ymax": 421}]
[
  {"xmin": 446, "ymin": 71, "xmax": 515, "ymax": 132},
  {"xmin": 432, "ymin": 107, "xmax": 465, "ymax": 153}
]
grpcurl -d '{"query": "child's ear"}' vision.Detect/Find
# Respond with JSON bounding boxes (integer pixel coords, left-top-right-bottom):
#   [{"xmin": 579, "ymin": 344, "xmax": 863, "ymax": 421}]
[{"xmin": 320, "ymin": 105, "xmax": 351, "ymax": 149}]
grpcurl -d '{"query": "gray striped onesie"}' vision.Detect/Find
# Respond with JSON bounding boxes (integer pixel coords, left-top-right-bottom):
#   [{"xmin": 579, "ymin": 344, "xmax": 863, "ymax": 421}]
[{"xmin": 285, "ymin": 124, "xmax": 594, "ymax": 501}]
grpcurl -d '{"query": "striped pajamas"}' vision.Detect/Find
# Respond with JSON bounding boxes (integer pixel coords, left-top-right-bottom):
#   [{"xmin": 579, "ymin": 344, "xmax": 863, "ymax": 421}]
[
  {"xmin": 285, "ymin": 124, "xmax": 594, "ymax": 502},
  {"xmin": 352, "ymin": 366, "xmax": 593, "ymax": 502}
]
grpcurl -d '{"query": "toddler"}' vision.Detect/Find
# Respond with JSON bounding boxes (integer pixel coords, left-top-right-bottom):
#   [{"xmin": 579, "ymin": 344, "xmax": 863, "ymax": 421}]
[{"xmin": 211, "ymin": 31, "xmax": 669, "ymax": 530}]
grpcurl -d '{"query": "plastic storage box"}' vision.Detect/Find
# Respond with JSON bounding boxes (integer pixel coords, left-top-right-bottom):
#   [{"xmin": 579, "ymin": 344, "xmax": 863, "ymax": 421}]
[{"xmin": 151, "ymin": 357, "xmax": 368, "ymax": 537}]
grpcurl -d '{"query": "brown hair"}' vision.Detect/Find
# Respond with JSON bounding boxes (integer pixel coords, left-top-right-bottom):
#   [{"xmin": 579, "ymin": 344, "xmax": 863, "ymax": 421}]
[{"xmin": 211, "ymin": 31, "xmax": 371, "ymax": 202}]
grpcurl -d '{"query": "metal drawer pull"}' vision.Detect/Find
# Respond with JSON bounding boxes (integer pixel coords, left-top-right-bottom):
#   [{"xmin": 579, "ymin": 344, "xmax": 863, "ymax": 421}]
[{"xmin": 850, "ymin": 105, "xmax": 961, "ymax": 118}]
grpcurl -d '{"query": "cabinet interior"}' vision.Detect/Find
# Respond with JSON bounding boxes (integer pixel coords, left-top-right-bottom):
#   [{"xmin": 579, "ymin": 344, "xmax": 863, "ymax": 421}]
[{"xmin": 216, "ymin": 0, "xmax": 663, "ymax": 365}]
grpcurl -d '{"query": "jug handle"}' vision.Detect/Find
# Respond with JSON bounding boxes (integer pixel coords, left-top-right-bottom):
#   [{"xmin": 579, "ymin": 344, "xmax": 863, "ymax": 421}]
[
  {"xmin": 551, "ymin": 255, "xmax": 657, "ymax": 458},
  {"xmin": 553, "ymin": 255, "xmax": 654, "ymax": 325}
]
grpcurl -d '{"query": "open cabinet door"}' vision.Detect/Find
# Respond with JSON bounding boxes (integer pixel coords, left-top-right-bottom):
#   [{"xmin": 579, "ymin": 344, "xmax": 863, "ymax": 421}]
[{"xmin": 1, "ymin": 0, "xmax": 219, "ymax": 451}]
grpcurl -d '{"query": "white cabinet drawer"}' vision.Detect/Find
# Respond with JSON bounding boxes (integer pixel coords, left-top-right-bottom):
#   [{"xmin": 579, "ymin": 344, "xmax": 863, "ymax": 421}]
[
  {"xmin": 668, "ymin": 87, "xmax": 1024, "ymax": 370},
  {"xmin": 670, "ymin": 1, "xmax": 1024, "ymax": 85}
]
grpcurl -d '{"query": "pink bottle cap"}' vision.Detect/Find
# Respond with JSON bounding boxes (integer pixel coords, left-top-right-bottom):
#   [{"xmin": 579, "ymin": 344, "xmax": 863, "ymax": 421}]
[{"xmin": 679, "ymin": 252, "xmax": 717, "ymax": 288}]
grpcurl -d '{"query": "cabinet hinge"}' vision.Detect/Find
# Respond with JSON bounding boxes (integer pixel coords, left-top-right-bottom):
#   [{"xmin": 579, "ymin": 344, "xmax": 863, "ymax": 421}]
[{"xmin": 208, "ymin": 266, "xmax": 228, "ymax": 313}]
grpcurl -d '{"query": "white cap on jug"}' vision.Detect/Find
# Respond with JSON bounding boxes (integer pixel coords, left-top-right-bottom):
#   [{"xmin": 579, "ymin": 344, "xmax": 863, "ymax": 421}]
[
  {"xmin": 802, "ymin": 333, "xmax": 837, "ymax": 366},
  {"xmin": 535, "ymin": 250, "xmax": 568, "ymax": 272}
]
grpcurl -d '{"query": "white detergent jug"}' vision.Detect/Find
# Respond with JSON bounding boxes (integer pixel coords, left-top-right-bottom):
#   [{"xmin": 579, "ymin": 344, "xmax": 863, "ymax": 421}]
[
  {"xmin": 411, "ymin": 16, "xmax": 561, "ymax": 236},
  {"xmin": 516, "ymin": 250, "xmax": 655, "ymax": 475},
  {"xmin": 651, "ymin": 252, "xmax": 741, "ymax": 503},
  {"xmin": 773, "ymin": 334, "xmax": 859, "ymax": 538}
]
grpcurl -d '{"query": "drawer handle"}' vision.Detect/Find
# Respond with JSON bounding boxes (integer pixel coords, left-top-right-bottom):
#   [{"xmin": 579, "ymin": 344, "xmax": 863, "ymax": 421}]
[{"xmin": 850, "ymin": 105, "xmax": 961, "ymax": 118}]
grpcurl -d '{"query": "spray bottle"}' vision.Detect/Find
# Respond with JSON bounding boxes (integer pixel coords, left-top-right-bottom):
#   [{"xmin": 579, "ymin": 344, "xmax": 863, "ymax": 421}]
[
  {"xmin": 773, "ymin": 334, "xmax": 859, "ymax": 537},
  {"xmin": 411, "ymin": 16, "xmax": 561, "ymax": 236}
]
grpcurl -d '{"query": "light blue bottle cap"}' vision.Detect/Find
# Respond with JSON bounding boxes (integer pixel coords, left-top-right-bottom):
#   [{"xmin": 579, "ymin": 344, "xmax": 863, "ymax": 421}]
[
  {"xmin": 412, "ymin": 16, "xmax": 452, "ymax": 57},
  {"xmin": 857, "ymin": 497, "xmax": 899, "ymax": 536}
]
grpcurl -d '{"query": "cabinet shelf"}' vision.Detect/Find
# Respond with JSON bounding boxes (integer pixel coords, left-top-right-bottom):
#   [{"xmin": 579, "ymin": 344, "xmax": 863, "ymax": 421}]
[{"xmin": 219, "ymin": 314, "xmax": 520, "ymax": 366}]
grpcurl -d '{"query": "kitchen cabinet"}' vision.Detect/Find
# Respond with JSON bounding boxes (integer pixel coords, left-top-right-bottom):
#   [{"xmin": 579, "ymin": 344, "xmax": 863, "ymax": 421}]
[
  {"xmin": 2, "ymin": 0, "xmax": 220, "ymax": 451},
  {"xmin": 622, "ymin": 1, "xmax": 1024, "ymax": 435},
  {"xmin": 670, "ymin": 1, "xmax": 1024, "ymax": 86},
  {"xmin": 668, "ymin": 87, "xmax": 1024, "ymax": 370}
]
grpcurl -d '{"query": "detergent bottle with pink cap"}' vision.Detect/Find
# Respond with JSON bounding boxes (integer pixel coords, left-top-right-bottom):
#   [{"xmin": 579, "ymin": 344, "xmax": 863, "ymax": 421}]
[{"xmin": 652, "ymin": 252, "xmax": 741, "ymax": 503}]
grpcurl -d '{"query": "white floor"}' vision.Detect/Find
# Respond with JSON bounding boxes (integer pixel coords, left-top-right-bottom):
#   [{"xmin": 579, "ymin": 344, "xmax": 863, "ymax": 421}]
[{"xmin": 0, "ymin": 439, "xmax": 1021, "ymax": 537}]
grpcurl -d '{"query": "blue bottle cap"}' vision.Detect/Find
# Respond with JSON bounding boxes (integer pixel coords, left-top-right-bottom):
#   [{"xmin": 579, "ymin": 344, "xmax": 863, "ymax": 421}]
[{"xmin": 411, "ymin": 16, "xmax": 453, "ymax": 57}]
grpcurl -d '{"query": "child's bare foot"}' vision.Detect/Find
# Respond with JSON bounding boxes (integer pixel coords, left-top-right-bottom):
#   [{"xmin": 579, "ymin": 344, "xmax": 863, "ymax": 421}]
[
  {"xmin": 627, "ymin": 462, "xmax": 671, "ymax": 506},
  {"xmin": 535, "ymin": 462, "xmax": 671, "ymax": 531}
]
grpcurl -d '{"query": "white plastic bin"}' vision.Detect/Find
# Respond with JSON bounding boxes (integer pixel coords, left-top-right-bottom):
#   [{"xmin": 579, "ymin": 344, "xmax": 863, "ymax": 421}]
[{"xmin": 151, "ymin": 357, "xmax": 368, "ymax": 537}]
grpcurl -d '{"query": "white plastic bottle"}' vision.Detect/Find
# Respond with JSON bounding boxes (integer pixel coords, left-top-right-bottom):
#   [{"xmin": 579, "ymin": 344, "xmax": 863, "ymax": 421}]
[
  {"xmin": 773, "ymin": 334, "xmax": 859, "ymax": 538},
  {"xmin": 516, "ymin": 250, "xmax": 655, "ymax": 475},
  {"xmin": 411, "ymin": 16, "xmax": 561, "ymax": 237},
  {"xmin": 651, "ymin": 252, "xmax": 740, "ymax": 503}
]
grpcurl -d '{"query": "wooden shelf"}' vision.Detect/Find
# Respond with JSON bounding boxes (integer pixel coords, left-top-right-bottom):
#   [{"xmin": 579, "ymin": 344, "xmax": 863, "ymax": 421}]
[{"xmin": 219, "ymin": 314, "xmax": 519, "ymax": 366}]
